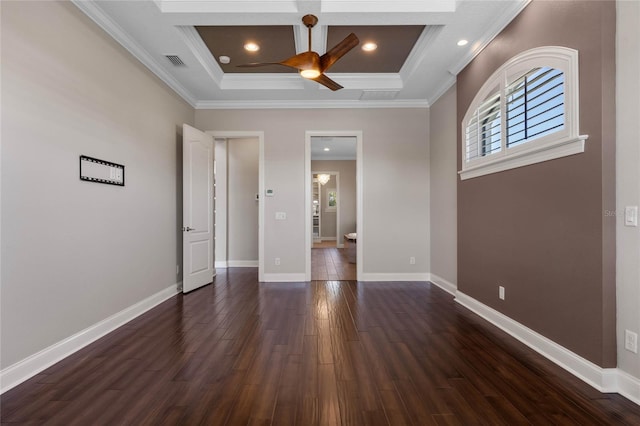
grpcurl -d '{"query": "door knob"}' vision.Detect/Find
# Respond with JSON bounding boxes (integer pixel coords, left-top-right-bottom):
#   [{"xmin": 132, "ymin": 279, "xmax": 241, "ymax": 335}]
[{"xmin": 182, "ymin": 226, "xmax": 195, "ymax": 232}]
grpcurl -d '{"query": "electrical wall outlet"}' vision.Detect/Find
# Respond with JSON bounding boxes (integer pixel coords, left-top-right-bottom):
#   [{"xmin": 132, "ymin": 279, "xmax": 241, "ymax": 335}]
[
  {"xmin": 625, "ymin": 330, "xmax": 638, "ymax": 354},
  {"xmin": 275, "ymin": 258, "xmax": 280, "ymax": 266},
  {"xmin": 499, "ymin": 286, "xmax": 505, "ymax": 300},
  {"xmin": 409, "ymin": 256, "xmax": 416, "ymax": 265}
]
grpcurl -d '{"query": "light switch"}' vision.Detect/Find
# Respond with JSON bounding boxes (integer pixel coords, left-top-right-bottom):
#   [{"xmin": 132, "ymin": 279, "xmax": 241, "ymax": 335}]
[
  {"xmin": 275, "ymin": 212, "xmax": 286, "ymax": 220},
  {"xmin": 625, "ymin": 206, "xmax": 638, "ymax": 227}
]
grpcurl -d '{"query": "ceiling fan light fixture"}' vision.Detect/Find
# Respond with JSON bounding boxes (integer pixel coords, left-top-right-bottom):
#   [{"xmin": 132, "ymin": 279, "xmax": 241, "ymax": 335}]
[
  {"xmin": 300, "ymin": 68, "xmax": 321, "ymax": 79},
  {"xmin": 362, "ymin": 42, "xmax": 377, "ymax": 52},
  {"xmin": 244, "ymin": 42, "xmax": 260, "ymax": 52}
]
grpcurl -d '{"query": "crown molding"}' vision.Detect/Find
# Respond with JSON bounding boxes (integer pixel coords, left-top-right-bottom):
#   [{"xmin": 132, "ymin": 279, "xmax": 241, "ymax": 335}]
[
  {"xmin": 321, "ymin": 0, "xmax": 455, "ymax": 14},
  {"xmin": 195, "ymin": 98, "xmax": 429, "ymax": 109},
  {"xmin": 447, "ymin": 0, "xmax": 532, "ymax": 76},
  {"xmin": 400, "ymin": 25, "xmax": 444, "ymax": 81},
  {"xmin": 71, "ymin": 0, "xmax": 197, "ymax": 107},
  {"xmin": 156, "ymin": 0, "xmax": 299, "ymax": 14},
  {"xmin": 426, "ymin": 73, "xmax": 456, "ymax": 105},
  {"xmin": 175, "ymin": 26, "xmax": 224, "ymax": 86}
]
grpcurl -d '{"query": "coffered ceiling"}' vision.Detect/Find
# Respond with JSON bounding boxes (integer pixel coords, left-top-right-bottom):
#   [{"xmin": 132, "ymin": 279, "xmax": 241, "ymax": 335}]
[{"xmin": 72, "ymin": 0, "xmax": 530, "ymax": 109}]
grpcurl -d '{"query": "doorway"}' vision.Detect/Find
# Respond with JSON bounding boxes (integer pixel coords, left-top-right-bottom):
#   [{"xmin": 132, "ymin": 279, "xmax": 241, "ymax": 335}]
[
  {"xmin": 207, "ymin": 131, "xmax": 265, "ymax": 282},
  {"xmin": 305, "ymin": 132, "xmax": 362, "ymax": 281}
]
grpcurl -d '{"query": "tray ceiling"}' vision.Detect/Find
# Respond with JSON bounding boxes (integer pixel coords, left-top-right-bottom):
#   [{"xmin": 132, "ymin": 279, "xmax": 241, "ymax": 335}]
[{"xmin": 72, "ymin": 0, "xmax": 531, "ymax": 108}]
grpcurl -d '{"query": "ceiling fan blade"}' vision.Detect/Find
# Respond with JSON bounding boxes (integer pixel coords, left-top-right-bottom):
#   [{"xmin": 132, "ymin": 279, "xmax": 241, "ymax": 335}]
[
  {"xmin": 320, "ymin": 33, "xmax": 359, "ymax": 72},
  {"xmin": 312, "ymin": 73, "xmax": 343, "ymax": 91},
  {"xmin": 279, "ymin": 51, "xmax": 320, "ymax": 71},
  {"xmin": 237, "ymin": 52, "xmax": 320, "ymax": 72}
]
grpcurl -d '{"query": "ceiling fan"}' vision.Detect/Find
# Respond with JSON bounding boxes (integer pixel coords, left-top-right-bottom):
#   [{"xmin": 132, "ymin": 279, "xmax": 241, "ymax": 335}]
[{"xmin": 237, "ymin": 15, "xmax": 359, "ymax": 91}]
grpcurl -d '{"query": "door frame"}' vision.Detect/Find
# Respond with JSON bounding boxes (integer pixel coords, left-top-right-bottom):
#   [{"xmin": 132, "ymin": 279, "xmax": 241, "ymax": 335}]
[
  {"xmin": 207, "ymin": 130, "xmax": 265, "ymax": 282},
  {"xmin": 310, "ymin": 171, "xmax": 340, "ymax": 247},
  {"xmin": 305, "ymin": 131, "xmax": 363, "ymax": 281}
]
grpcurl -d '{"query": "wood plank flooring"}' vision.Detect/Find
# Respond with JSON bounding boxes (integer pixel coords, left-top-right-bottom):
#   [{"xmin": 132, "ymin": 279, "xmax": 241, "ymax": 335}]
[
  {"xmin": 3, "ymin": 268, "xmax": 640, "ymax": 425},
  {"xmin": 311, "ymin": 248, "xmax": 356, "ymax": 281}
]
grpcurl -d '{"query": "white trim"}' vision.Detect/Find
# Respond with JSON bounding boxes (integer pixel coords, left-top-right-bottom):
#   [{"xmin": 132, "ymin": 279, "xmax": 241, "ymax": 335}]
[
  {"xmin": 459, "ymin": 135, "xmax": 588, "ymax": 180},
  {"xmin": 196, "ymin": 99, "xmax": 429, "ymax": 110},
  {"xmin": 306, "ymin": 131, "xmax": 363, "ymax": 282},
  {"xmin": 262, "ymin": 273, "xmax": 307, "ymax": 282},
  {"xmin": 227, "ymin": 260, "xmax": 259, "ymax": 267},
  {"xmin": 320, "ymin": 237, "xmax": 337, "ymax": 241},
  {"xmin": 460, "ymin": 46, "xmax": 584, "ymax": 180},
  {"xmin": 215, "ymin": 261, "xmax": 228, "ymax": 268},
  {"xmin": 454, "ymin": 291, "xmax": 619, "ymax": 394},
  {"xmin": 426, "ymin": 75, "xmax": 457, "ymax": 107},
  {"xmin": 447, "ymin": 0, "xmax": 533, "ymax": 76},
  {"xmin": 207, "ymin": 131, "xmax": 265, "ymax": 282},
  {"xmin": 0, "ymin": 283, "xmax": 179, "ymax": 394},
  {"xmin": 616, "ymin": 370, "xmax": 640, "ymax": 406},
  {"xmin": 70, "ymin": 1, "xmax": 197, "ymax": 107},
  {"xmin": 428, "ymin": 273, "xmax": 457, "ymax": 295},
  {"xmin": 175, "ymin": 26, "xmax": 223, "ymax": 88},
  {"xmin": 359, "ymin": 273, "xmax": 430, "ymax": 282}
]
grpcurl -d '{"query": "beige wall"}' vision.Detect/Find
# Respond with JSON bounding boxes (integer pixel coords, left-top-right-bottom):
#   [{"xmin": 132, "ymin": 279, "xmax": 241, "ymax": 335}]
[
  {"xmin": 457, "ymin": 0, "xmax": 616, "ymax": 367},
  {"xmin": 616, "ymin": 0, "xmax": 640, "ymax": 381},
  {"xmin": 0, "ymin": 1, "xmax": 194, "ymax": 368},
  {"xmin": 312, "ymin": 161, "xmax": 357, "ymax": 241},
  {"xmin": 196, "ymin": 109, "xmax": 429, "ymax": 276},
  {"xmin": 429, "ymin": 85, "xmax": 457, "ymax": 288},
  {"xmin": 228, "ymin": 138, "xmax": 259, "ymax": 262}
]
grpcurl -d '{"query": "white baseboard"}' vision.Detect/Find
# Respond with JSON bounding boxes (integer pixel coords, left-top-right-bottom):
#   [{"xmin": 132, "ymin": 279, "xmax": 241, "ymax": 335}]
[
  {"xmin": 0, "ymin": 283, "xmax": 179, "ymax": 395},
  {"xmin": 428, "ymin": 273, "xmax": 457, "ymax": 295},
  {"xmin": 215, "ymin": 260, "xmax": 228, "ymax": 268},
  {"xmin": 262, "ymin": 273, "xmax": 307, "ymax": 282},
  {"xmin": 359, "ymin": 273, "xmax": 430, "ymax": 282},
  {"xmin": 321, "ymin": 237, "xmax": 337, "ymax": 241},
  {"xmin": 455, "ymin": 291, "xmax": 640, "ymax": 404},
  {"xmin": 616, "ymin": 369, "xmax": 640, "ymax": 405},
  {"xmin": 227, "ymin": 260, "xmax": 258, "ymax": 268}
]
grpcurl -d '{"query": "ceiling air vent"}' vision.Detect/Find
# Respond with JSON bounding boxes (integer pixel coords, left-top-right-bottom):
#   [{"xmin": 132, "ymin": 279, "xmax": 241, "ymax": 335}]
[
  {"xmin": 360, "ymin": 90, "xmax": 399, "ymax": 101},
  {"xmin": 165, "ymin": 55, "xmax": 185, "ymax": 66}
]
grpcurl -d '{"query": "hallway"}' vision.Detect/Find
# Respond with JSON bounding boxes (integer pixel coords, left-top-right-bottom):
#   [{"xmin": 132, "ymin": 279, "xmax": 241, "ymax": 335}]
[{"xmin": 311, "ymin": 247, "xmax": 356, "ymax": 281}]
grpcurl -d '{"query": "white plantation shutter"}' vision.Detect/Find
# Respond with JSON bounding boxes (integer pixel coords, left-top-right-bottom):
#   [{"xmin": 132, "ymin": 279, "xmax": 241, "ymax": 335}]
[
  {"xmin": 506, "ymin": 67, "xmax": 565, "ymax": 147},
  {"xmin": 465, "ymin": 93, "xmax": 501, "ymax": 160},
  {"xmin": 460, "ymin": 47, "xmax": 584, "ymax": 180}
]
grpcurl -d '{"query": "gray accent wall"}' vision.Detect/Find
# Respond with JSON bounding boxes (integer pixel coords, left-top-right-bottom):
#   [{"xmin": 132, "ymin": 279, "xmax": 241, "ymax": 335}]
[
  {"xmin": 195, "ymin": 109, "xmax": 430, "ymax": 276},
  {"xmin": 1, "ymin": 1, "xmax": 194, "ymax": 368},
  {"xmin": 457, "ymin": 0, "xmax": 617, "ymax": 367}
]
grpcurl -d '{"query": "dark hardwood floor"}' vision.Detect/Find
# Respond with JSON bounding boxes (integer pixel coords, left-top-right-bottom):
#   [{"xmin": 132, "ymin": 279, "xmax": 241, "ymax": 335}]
[
  {"xmin": 2, "ymin": 268, "xmax": 639, "ymax": 425},
  {"xmin": 311, "ymin": 248, "xmax": 356, "ymax": 281}
]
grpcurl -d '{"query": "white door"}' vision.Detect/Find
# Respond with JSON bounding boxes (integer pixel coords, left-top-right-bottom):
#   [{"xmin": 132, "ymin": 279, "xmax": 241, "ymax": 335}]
[{"xmin": 182, "ymin": 124, "xmax": 215, "ymax": 293}]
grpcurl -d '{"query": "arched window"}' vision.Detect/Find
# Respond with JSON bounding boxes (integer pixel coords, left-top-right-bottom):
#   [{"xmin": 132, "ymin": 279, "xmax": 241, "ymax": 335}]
[{"xmin": 460, "ymin": 46, "xmax": 587, "ymax": 180}]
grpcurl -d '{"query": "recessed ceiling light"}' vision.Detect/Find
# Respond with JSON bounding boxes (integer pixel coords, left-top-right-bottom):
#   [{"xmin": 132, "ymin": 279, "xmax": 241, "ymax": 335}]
[
  {"xmin": 244, "ymin": 42, "xmax": 260, "ymax": 52},
  {"xmin": 457, "ymin": 39, "xmax": 469, "ymax": 46},
  {"xmin": 219, "ymin": 55, "xmax": 230, "ymax": 64},
  {"xmin": 324, "ymin": 147, "xmax": 330, "ymax": 151},
  {"xmin": 362, "ymin": 42, "xmax": 377, "ymax": 52}
]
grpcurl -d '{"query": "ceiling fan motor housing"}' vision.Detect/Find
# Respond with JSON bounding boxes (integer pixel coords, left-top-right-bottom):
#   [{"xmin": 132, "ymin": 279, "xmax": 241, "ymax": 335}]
[{"xmin": 302, "ymin": 14, "xmax": 318, "ymax": 28}]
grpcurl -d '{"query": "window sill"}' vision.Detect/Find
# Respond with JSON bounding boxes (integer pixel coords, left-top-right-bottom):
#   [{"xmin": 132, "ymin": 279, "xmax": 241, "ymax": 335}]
[{"xmin": 459, "ymin": 134, "xmax": 588, "ymax": 180}]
